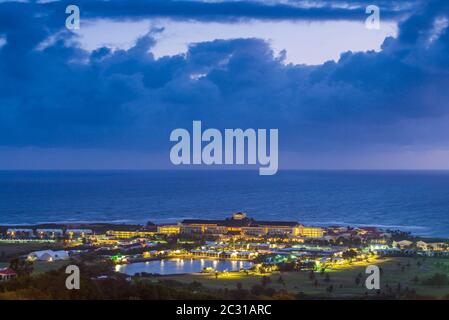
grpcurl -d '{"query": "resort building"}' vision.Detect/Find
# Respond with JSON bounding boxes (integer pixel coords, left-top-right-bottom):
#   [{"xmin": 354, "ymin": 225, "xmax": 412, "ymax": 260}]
[
  {"xmin": 190, "ymin": 249, "xmax": 258, "ymax": 260},
  {"xmin": 298, "ymin": 226, "xmax": 325, "ymax": 238},
  {"xmin": 27, "ymin": 250, "xmax": 70, "ymax": 262},
  {"xmin": 36, "ymin": 229, "xmax": 64, "ymax": 238},
  {"xmin": 106, "ymin": 222, "xmax": 158, "ymax": 239},
  {"xmin": 106, "ymin": 229, "xmax": 156, "ymax": 239},
  {"xmin": 88, "ymin": 234, "xmax": 119, "ymax": 245},
  {"xmin": 393, "ymin": 240, "xmax": 414, "ymax": 249},
  {"xmin": 6, "ymin": 228, "xmax": 34, "ymax": 238},
  {"xmin": 157, "ymin": 224, "xmax": 181, "ymax": 235},
  {"xmin": 0, "ymin": 268, "xmax": 17, "ymax": 282},
  {"xmin": 180, "ymin": 212, "xmax": 324, "ymax": 238},
  {"xmin": 415, "ymin": 241, "xmax": 448, "ymax": 251},
  {"xmin": 66, "ymin": 229, "xmax": 93, "ymax": 239}
]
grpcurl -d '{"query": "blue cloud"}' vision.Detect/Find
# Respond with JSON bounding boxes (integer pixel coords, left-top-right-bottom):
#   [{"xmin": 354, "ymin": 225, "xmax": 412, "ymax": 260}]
[
  {"xmin": 41, "ymin": 0, "xmax": 412, "ymax": 22},
  {"xmin": 0, "ymin": 0, "xmax": 448, "ymax": 156}
]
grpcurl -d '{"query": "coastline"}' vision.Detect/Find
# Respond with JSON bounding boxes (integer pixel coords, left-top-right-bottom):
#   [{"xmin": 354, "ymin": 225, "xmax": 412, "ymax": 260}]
[
  {"xmin": 1, "ymin": 221, "xmax": 447, "ymax": 241},
  {"xmin": 2, "ymin": 170, "xmax": 449, "ymax": 238}
]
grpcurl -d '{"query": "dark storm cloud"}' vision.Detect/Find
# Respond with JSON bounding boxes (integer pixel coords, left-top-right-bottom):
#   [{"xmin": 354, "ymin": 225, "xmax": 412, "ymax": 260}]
[
  {"xmin": 0, "ymin": 0, "xmax": 448, "ymax": 153},
  {"xmin": 39, "ymin": 0, "xmax": 412, "ymax": 22}
]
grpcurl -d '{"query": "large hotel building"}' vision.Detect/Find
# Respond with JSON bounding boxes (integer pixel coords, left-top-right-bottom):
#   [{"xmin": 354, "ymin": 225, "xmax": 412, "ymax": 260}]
[
  {"xmin": 106, "ymin": 212, "xmax": 324, "ymax": 238},
  {"xmin": 179, "ymin": 212, "xmax": 323, "ymax": 238}
]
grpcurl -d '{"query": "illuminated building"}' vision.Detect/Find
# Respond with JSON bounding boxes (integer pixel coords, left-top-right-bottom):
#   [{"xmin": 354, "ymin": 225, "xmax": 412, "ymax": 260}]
[
  {"xmin": 106, "ymin": 230, "xmax": 156, "ymax": 239},
  {"xmin": 66, "ymin": 229, "xmax": 93, "ymax": 239},
  {"xmin": 415, "ymin": 241, "xmax": 448, "ymax": 251},
  {"xmin": 36, "ymin": 229, "xmax": 64, "ymax": 238},
  {"xmin": 190, "ymin": 249, "xmax": 258, "ymax": 260},
  {"xmin": 297, "ymin": 226, "xmax": 325, "ymax": 238},
  {"xmin": 106, "ymin": 223, "xmax": 157, "ymax": 239},
  {"xmin": 157, "ymin": 224, "xmax": 181, "ymax": 235},
  {"xmin": 90, "ymin": 237, "xmax": 119, "ymax": 245},
  {"xmin": 180, "ymin": 212, "xmax": 323, "ymax": 238},
  {"xmin": 27, "ymin": 250, "xmax": 69, "ymax": 261},
  {"xmin": 6, "ymin": 228, "xmax": 34, "ymax": 238}
]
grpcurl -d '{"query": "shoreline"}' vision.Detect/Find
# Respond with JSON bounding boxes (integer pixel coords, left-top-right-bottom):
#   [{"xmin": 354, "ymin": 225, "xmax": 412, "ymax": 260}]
[{"xmin": 1, "ymin": 221, "xmax": 448, "ymax": 241}]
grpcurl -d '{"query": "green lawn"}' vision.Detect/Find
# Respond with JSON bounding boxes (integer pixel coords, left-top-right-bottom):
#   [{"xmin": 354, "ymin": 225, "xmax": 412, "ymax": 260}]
[{"xmin": 161, "ymin": 257, "xmax": 449, "ymax": 299}]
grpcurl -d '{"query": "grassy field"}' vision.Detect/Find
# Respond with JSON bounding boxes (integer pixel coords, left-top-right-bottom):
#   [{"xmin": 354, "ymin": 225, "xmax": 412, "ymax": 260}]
[
  {"xmin": 0, "ymin": 260, "xmax": 68, "ymax": 275},
  {"xmin": 31, "ymin": 260, "xmax": 69, "ymax": 275},
  {"xmin": 161, "ymin": 257, "xmax": 449, "ymax": 299},
  {"xmin": 0, "ymin": 242, "xmax": 65, "ymax": 262},
  {"xmin": 0, "ymin": 242, "xmax": 68, "ymax": 276}
]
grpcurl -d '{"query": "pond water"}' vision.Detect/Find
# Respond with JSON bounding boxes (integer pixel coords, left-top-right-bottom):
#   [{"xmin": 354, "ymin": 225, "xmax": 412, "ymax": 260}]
[{"xmin": 115, "ymin": 258, "xmax": 253, "ymax": 275}]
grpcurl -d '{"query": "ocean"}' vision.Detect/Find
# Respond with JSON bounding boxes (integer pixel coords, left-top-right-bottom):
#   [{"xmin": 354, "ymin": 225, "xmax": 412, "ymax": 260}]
[{"xmin": 0, "ymin": 170, "xmax": 448, "ymax": 238}]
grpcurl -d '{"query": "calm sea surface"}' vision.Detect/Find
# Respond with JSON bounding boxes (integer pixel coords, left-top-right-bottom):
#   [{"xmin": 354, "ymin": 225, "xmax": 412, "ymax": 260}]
[{"xmin": 1, "ymin": 170, "xmax": 449, "ymax": 237}]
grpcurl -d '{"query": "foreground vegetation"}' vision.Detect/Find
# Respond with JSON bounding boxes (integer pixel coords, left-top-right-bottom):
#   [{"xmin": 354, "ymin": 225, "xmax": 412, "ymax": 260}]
[
  {"xmin": 1, "ymin": 256, "xmax": 448, "ymax": 299},
  {"xmin": 160, "ymin": 257, "xmax": 449, "ymax": 299},
  {"xmin": 0, "ymin": 260, "xmax": 220, "ymax": 300}
]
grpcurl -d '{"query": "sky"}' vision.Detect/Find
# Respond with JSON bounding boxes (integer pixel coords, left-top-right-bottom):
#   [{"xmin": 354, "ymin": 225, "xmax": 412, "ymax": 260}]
[{"xmin": 0, "ymin": 0, "xmax": 449, "ymax": 170}]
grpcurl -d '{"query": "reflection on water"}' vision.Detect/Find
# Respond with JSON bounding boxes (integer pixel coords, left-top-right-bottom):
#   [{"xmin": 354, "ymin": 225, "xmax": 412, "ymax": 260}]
[{"xmin": 115, "ymin": 258, "xmax": 253, "ymax": 275}]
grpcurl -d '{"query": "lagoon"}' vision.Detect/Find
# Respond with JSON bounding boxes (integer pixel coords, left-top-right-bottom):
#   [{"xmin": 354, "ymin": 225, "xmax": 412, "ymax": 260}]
[{"xmin": 115, "ymin": 258, "xmax": 253, "ymax": 275}]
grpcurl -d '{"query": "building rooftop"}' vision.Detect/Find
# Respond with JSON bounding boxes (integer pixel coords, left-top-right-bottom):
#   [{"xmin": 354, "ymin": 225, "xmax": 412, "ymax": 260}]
[
  {"xmin": 256, "ymin": 221, "xmax": 299, "ymax": 227},
  {"xmin": 0, "ymin": 268, "xmax": 17, "ymax": 276},
  {"xmin": 181, "ymin": 213, "xmax": 300, "ymax": 228}
]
